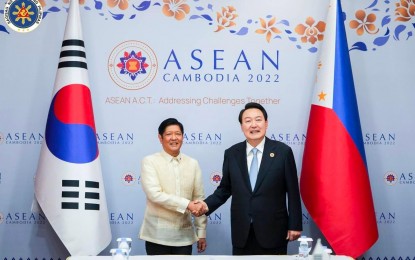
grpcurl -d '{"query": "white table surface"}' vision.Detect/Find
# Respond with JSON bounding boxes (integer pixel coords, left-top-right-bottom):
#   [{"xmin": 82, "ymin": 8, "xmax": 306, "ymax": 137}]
[{"xmin": 69, "ymin": 255, "xmax": 352, "ymax": 260}]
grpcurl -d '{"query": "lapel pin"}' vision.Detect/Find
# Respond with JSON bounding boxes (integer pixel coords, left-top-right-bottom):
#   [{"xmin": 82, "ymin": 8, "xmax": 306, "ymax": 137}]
[{"xmin": 270, "ymin": 152, "xmax": 275, "ymax": 157}]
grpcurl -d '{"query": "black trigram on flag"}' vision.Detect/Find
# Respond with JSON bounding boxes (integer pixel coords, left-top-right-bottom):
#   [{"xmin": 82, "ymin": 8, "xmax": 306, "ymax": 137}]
[
  {"xmin": 61, "ymin": 180, "xmax": 100, "ymax": 210},
  {"xmin": 58, "ymin": 39, "xmax": 87, "ymax": 69}
]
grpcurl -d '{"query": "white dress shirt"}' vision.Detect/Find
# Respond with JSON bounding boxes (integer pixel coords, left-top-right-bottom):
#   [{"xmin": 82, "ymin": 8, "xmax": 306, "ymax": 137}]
[
  {"xmin": 139, "ymin": 150, "xmax": 207, "ymax": 246},
  {"xmin": 246, "ymin": 137, "xmax": 265, "ymax": 172}
]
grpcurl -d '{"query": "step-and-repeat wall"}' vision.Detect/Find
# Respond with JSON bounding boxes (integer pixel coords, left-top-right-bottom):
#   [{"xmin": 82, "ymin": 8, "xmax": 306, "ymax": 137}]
[{"xmin": 0, "ymin": 0, "xmax": 414, "ymax": 259}]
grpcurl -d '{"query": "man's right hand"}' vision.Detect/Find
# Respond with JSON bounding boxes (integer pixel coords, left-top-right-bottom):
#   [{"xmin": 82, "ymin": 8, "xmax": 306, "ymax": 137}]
[{"xmin": 187, "ymin": 200, "xmax": 208, "ymax": 217}]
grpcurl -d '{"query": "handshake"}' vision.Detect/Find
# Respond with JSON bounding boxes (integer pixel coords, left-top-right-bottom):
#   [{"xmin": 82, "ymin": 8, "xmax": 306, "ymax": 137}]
[{"xmin": 187, "ymin": 200, "xmax": 209, "ymax": 217}]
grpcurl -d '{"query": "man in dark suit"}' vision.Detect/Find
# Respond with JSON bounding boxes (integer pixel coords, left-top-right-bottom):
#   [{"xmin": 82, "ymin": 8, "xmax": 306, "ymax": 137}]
[{"xmin": 195, "ymin": 102, "xmax": 302, "ymax": 255}]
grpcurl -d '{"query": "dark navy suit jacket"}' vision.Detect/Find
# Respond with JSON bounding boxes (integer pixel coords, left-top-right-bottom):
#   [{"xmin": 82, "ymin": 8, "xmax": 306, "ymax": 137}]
[{"xmin": 205, "ymin": 137, "xmax": 302, "ymax": 249}]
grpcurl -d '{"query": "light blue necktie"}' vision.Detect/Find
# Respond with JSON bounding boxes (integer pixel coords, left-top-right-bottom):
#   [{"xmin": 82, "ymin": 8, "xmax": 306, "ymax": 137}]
[{"xmin": 249, "ymin": 148, "xmax": 258, "ymax": 191}]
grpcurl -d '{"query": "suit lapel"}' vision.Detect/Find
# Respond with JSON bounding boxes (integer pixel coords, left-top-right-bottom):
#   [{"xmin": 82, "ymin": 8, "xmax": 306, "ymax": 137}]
[
  {"xmin": 253, "ymin": 137, "xmax": 275, "ymax": 192},
  {"xmin": 235, "ymin": 142, "xmax": 251, "ymax": 191}
]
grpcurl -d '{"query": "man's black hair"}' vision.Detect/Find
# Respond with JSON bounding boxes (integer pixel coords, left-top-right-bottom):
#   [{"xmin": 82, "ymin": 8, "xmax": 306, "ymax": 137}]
[
  {"xmin": 238, "ymin": 102, "xmax": 268, "ymax": 124},
  {"xmin": 158, "ymin": 118, "xmax": 184, "ymax": 135}
]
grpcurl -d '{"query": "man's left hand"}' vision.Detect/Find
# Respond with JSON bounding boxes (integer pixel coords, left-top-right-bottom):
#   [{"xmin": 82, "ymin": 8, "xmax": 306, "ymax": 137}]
[
  {"xmin": 286, "ymin": 230, "xmax": 301, "ymax": 241},
  {"xmin": 197, "ymin": 238, "xmax": 207, "ymax": 253}
]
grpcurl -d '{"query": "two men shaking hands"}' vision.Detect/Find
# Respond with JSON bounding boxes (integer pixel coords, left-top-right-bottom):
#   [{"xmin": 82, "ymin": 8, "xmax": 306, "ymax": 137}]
[{"xmin": 187, "ymin": 200, "xmax": 209, "ymax": 217}]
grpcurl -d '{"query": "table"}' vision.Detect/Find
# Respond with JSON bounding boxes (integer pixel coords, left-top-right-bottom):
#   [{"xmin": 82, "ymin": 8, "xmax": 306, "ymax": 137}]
[{"xmin": 69, "ymin": 255, "xmax": 353, "ymax": 260}]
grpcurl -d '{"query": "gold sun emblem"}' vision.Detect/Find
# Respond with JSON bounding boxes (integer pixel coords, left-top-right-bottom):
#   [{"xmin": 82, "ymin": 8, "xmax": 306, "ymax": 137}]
[{"xmin": 12, "ymin": 2, "xmax": 35, "ymax": 25}]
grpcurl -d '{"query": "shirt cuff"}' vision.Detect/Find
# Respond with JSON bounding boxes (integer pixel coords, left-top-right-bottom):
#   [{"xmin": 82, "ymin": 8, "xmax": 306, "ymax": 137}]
[
  {"xmin": 196, "ymin": 228, "xmax": 206, "ymax": 239},
  {"xmin": 177, "ymin": 198, "xmax": 190, "ymax": 214}
]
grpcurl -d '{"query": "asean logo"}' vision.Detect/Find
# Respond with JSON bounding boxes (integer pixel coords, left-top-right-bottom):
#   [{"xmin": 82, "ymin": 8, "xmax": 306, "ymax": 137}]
[
  {"xmin": 122, "ymin": 171, "xmax": 138, "ymax": 186},
  {"xmin": 4, "ymin": 0, "xmax": 43, "ymax": 33},
  {"xmin": 108, "ymin": 41, "xmax": 158, "ymax": 90},
  {"xmin": 384, "ymin": 171, "xmax": 398, "ymax": 186},
  {"xmin": 210, "ymin": 171, "xmax": 222, "ymax": 186}
]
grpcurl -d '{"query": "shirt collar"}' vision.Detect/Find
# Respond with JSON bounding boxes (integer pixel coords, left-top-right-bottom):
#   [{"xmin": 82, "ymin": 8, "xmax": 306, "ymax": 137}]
[
  {"xmin": 161, "ymin": 150, "xmax": 182, "ymax": 163},
  {"xmin": 246, "ymin": 137, "xmax": 266, "ymax": 155}
]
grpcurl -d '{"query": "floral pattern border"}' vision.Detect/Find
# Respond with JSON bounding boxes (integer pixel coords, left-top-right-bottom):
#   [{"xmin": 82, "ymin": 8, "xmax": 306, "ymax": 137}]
[{"xmin": 1, "ymin": 0, "xmax": 414, "ymax": 52}]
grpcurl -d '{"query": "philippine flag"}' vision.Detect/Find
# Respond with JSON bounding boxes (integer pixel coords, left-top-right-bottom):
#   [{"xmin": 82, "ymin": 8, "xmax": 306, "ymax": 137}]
[
  {"xmin": 34, "ymin": 0, "xmax": 111, "ymax": 256},
  {"xmin": 300, "ymin": 0, "xmax": 378, "ymax": 258}
]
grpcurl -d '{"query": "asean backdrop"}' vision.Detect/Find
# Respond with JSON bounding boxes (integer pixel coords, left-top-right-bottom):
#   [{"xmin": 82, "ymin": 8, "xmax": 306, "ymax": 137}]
[{"xmin": 0, "ymin": 0, "xmax": 414, "ymax": 259}]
